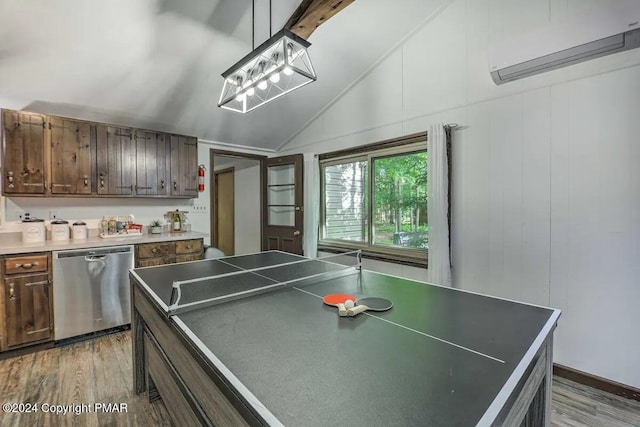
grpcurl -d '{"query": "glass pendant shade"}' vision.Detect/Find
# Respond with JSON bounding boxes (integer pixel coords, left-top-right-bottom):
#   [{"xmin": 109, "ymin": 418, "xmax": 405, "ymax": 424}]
[{"xmin": 218, "ymin": 29, "xmax": 317, "ymax": 113}]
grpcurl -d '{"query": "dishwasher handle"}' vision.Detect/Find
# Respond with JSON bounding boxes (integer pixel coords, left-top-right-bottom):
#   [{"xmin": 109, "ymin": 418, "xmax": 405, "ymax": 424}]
[{"xmin": 85, "ymin": 255, "xmax": 107, "ymax": 261}]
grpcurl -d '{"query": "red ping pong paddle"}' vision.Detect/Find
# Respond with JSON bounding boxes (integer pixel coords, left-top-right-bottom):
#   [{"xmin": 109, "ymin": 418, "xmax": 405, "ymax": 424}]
[
  {"xmin": 347, "ymin": 297, "xmax": 393, "ymax": 316},
  {"xmin": 323, "ymin": 293, "xmax": 356, "ymax": 317}
]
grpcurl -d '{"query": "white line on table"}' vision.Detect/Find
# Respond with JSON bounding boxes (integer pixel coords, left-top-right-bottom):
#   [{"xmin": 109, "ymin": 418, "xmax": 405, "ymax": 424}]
[{"xmin": 293, "ymin": 286, "xmax": 506, "ymax": 364}]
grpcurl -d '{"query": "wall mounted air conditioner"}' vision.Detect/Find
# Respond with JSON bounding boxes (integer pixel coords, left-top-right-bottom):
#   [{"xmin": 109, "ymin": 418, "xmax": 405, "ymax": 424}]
[{"xmin": 489, "ymin": 1, "xmax": 640, "ymax": 85}]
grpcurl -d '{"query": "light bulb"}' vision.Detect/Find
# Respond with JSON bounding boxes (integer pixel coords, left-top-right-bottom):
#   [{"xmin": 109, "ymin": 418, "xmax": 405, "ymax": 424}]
[
  {"xmin": 270, "ymin": 72, "xmax": 280, "ymax": 83},
  {"xmin": 235, "ymin": 93, "xmax": 245, "ymax": 102},
  {"xmin": 258, "ymin": 80, "xmax": 268, "ymax": 90},
  {"xmin": 283, "ymin": 66, "xmax": 293, "ymax": 76},
  {"xmin": 246, "ymin": 87, "xmax": 255, "ymax": 96}
]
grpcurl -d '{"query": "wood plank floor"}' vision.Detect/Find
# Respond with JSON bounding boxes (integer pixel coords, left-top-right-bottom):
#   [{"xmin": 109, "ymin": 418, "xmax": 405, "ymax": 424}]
[{"xmin": 0, "ymin": 331, "xmax": 638, "ymax": 426}]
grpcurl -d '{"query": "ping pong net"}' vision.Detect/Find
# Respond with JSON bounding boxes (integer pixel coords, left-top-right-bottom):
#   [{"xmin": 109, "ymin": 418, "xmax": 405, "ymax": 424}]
[{"xmin": 167, "ymin": 250, "xmax": 362, "ymax": 316}]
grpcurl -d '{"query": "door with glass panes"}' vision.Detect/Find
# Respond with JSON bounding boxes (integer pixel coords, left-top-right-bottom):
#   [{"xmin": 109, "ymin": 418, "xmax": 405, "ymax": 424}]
[{"xmin": 262, "ymin": 155, "xmax": 303, "ymax": 254}]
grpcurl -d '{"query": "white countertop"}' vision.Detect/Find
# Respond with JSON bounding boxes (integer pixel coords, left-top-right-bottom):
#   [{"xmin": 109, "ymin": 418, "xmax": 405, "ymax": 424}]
[{"xmin": 0, "ymin": 231, "xmax": 208, "ymax": 255}]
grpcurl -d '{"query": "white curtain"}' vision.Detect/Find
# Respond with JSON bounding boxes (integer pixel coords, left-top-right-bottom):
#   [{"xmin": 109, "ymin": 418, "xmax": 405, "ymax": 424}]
[
  {"xmin": 425, "ymin": 124, "xmax": 452, "ymax": 286},
  {"xmin": 303, "ymin": 153, "xmax": 320, "ymax": 258}
]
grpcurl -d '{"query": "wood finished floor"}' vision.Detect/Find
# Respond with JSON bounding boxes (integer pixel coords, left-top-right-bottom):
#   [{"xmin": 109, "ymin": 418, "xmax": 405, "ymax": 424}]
[{"xmin": 0, "ymin": 331, "xmax": 638, "ymax": 427}]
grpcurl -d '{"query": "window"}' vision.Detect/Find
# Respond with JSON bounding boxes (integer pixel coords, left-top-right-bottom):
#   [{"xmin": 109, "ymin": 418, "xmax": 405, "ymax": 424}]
[{"xmin": 319, "ymin": 135, "xmax": 428, "ymax": 262}]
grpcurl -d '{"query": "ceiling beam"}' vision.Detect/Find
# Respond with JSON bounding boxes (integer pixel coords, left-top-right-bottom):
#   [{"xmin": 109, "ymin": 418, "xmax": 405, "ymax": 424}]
[{"xmin": 285, "ymin": 0, "xmax": 355, "ymax": 40}]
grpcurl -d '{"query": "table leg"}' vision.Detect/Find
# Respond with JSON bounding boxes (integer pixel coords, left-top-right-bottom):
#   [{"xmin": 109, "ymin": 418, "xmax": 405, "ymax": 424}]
[{"xmin": 132, "ymin": 305, "xmax": 146, "ymax": 394}]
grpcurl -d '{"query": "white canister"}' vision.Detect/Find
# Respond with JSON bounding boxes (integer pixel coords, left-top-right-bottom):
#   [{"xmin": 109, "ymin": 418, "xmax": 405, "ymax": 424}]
[
  {"xmin": 72, "ymin": 221, "xmax": 88, "ymax": 240},
  {"xmin": 22, "ymin": 216, "xmax": 46, "ymax": 243},
  {"xmin": 51, "ymin": 219, "xmax": 70, "ymax": 241}
]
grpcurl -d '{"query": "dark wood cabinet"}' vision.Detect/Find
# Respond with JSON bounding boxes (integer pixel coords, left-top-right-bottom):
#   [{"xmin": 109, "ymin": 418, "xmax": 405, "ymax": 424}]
[
  {"xmin": 134, "ymin": 239, "xmax": 204, "ymax": 267},
  {"xmin": 1, "ymin": 253, "xmax": 53, "ymax": 350},
  {"xmin": 135, "ymin": 130, "xmax": 170, "ymax": 196},
  {"xmin": 96, "ymin": 125, "xmax": 135, "ymax": 195},
  {"xmin": 50, "ymin": 117, "xmax": 94, "ymax": 194},
  {"xmin": 2, "ymin": 109, "xmax": 198, "ymax": 199},
  {"xmin": 1, "ymin": 110, "xmax": 46, "ymax": 194},
  {"xmin": 170, "ymin": 135, "xmax": 198, "ymax": 198},
  {"xmin": 4, "ymin": 274, "xmax": 52, "ymax": 347}
]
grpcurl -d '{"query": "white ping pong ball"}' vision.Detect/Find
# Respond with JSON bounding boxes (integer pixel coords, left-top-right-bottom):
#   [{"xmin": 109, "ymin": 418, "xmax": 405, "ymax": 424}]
[{"xmin": 344, "ymin": 299, "xmax": 355, "ymax": 309}]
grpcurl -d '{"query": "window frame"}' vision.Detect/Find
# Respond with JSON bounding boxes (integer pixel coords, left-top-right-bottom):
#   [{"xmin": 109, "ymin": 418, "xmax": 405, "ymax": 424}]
[{"xmin": 318, "ymin": 133, "xmax": 428, "ymax": 266}]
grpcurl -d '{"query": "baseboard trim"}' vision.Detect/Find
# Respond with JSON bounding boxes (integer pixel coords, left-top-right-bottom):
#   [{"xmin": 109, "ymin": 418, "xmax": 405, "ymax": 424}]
[{"xmin": 553, "ymin": 363, "xmax": 640, "ymax": 402}]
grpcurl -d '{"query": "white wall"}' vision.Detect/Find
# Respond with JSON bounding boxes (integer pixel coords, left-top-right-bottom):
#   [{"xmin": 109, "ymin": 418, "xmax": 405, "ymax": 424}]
[
  {"xmin": 213, "ymin": 156, "xmax": 262, "ymax": 255},
  {"xmin": 0, "ymin": 140, "xmax": 266, "ymax": 247},
  {"xmin": 281, "ymin": 0, "xmax": 640, "ymax": 388}
]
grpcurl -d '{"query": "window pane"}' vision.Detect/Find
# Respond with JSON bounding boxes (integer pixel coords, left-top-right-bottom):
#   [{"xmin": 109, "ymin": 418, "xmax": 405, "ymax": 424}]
[
  {"xmin": 372, "ymin": 152, "xmax": 428, "ymax": 249},
  {"xmin": 322, "ymin": 161, "xmax": 368, "ymax": 242}
]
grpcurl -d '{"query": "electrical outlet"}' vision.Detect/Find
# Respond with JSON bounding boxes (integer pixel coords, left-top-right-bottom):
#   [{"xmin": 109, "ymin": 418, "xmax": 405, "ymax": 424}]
[
  {"xmin": 49, "ymin": 210, "xmax": 58, "ymax": 220},
  {"xmin": 17, "ymin": 210, "xmax": 27, "ymax": 220}
]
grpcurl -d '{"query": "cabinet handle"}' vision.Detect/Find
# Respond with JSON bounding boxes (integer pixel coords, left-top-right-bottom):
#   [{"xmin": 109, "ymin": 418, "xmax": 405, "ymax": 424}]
[
  {"xmin": 15, "ymin": 262, "xmax": 39, "ymax": 269},
  {"xmin": 83, "ymin": 176, "xmax": 89, "ymax": 187},
  {"xmin": 8, "ymin": 283, "xmax": 15, "ymax": 300},
  {"xmin": 7, "ymin": 171, "xmax": 14, "ymax": 186},
  {"xmin": 26, "ymin": 327, "xmax": 50, "ymax": 335},
  {"xmin": 52, "ymin": 184, "xmax": 72, "ymax": 188},
  {"xmin": 23, "ymin": 182, "xmax": 44, "ymax": 187},
  {"xmin": 173, "ymin": 181, "xmax": 178, "ymax": 190},
  {"xmin": 161, "ymin": 180, "xmax": 165, "ymax": 189},
  {"xmin": 25, "ymin": 280, "xmax": 50, "ymax": 287},
  {"xmin": 152, "ymin": 248, "xmax": 158, "ymax": 253},
  {"xmin": 100, "ymin": 174, "xmax": 105, "ymax": 188},
  {"xmin": 115, "ymin": 185, "xmax": 133, "ymax": 192},
  {"xmin": 293, "ymin": 230, "xmax": 300, "ymax": 236},
  {"xmin": 136, "ymin": 186, "xmax": 152, "ymax": 190},
  {"xmin": 185, "ymin": 188, "xmax": 197, "ymax": 191}
]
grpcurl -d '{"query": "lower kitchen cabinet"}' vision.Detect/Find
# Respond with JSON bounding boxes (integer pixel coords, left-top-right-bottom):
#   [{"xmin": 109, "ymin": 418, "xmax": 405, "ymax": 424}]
[
  {"xmin": 135, "ymin": 239, "xmax": 204, "ymax": 267},
  {"xmin": 1, "ymin": 253, "xmax": 54, "ymax": 351},
  {"xmin": 3, "ymin": 274, "xmax": 52, "ymax": 348}
]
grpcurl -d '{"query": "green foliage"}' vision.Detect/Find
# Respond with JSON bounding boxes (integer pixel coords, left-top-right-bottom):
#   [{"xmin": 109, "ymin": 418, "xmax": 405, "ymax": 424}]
[{"xmin": 373, "ymin": 151, "xmax": 428, "ymax": 233}]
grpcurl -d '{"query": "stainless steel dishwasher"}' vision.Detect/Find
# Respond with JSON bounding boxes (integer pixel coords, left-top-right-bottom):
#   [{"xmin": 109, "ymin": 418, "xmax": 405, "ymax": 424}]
[{"xmin": 52, "ymin": 245, "xmax": 134, "ymax": 340}]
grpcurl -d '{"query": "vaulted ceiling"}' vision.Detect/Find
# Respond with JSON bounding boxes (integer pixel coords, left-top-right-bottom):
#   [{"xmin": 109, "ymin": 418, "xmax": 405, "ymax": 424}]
[{"xmin": 0, "ymin": 0, "xmax": 450, "ymax": 151}]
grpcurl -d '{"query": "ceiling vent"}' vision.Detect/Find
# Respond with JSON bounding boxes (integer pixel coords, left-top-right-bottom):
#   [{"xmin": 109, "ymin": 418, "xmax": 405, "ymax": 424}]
[{"xmin": 489, "ymin": 1, "xmax": 640, "ymax": 85}]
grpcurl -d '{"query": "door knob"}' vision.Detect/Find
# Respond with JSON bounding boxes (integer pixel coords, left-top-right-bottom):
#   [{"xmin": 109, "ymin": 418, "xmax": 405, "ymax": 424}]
[{"xmin": 293, "ymin": 230, "xmax": 300, "ymax": 236}]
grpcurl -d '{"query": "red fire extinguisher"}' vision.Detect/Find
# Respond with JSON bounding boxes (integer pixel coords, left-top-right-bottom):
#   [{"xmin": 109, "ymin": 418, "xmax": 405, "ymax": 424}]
[{"xmin": 198, "ymin": 165, "xmax": 206, "ymax": 192}]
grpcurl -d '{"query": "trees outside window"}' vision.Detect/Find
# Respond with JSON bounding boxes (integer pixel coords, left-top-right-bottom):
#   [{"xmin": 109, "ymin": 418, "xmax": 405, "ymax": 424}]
[{"xmin": 320, "ymin": 141, "xmax": 427, "ymax": 260}]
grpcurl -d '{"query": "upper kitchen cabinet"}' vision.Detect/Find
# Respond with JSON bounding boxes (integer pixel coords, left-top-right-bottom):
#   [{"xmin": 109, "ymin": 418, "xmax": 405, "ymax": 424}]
[
  {"xmin": 49, "ymin": 117, "xmax": 94, "ymax": 195},
  {"xmin": 96, "ymin": 125, "xmax": 135, "ymax": 196},
  {"xmin": 1, "ymin": 110, "xmax": 46, "ymax": 195},
  {"xmin": 170, "ymin": 135, "xmax": 198, "ymax": 198},
  {"xmin": 2, "ymin": 109, "xmax": 198, "ymax": 198},
  {"xmin": 134, "ymin": 130, "xmax": 170, "ymax": 196}
]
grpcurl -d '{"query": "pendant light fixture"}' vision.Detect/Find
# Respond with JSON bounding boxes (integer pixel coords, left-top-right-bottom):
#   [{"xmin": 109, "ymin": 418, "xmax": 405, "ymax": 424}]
[{"xmin": 218, "ymin": 1, "xmax": 317, "ymax": 114}]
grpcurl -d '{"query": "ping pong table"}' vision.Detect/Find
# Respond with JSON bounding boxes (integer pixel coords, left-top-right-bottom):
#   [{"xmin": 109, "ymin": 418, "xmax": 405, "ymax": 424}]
[{"xmin": 129, "ymin": 250, "xmax": 560, "ymax": 426}]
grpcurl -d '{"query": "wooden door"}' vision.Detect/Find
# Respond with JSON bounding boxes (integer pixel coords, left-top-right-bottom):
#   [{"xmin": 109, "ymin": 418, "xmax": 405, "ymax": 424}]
[
  {"xmin": 1, "ymin": 110, "xmax": 46, "ymax": 194},
  {"xmin": 262, "ymin": 154, "xmax": 304, "ymax": 254},
  {"xmin": 96, "ymin": 125, "xmax": 135, "ymax": 195},
  {"xmin": 50, "ymin": 117, "xmax": 93, "ymax": 194},
  {"xmin": 4, "ymin": 274, "xmax": 52, "ymax": 347},
  {"xmin": 170, "ymin": 135, "xmax": 198, "ymax": 197},
  {"xmin": 135, "ymin": 130, "xmax": 169, "ymax": 196},
  {"xmin": 214, "ymin": 169, "xmax": 235, "ymax": 256}
]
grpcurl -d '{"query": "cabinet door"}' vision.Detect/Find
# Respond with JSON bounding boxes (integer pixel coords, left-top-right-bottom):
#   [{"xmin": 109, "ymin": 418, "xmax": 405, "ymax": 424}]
[
  {"xmin": 0, "ymin": 280, "xmax": 5, "ymax": 351},
  {"xmin": 96, "ymin": 125, "xmax": 135, "ymax": 195},
  {"xmin": 50, "ymin": 117, "xmax": 93, "ymax": 194},
  {"xmin": 135, "ymin": 130, "xmax": 170, "ymax": 196},
  {"xmin": 1, "ymin": 110, "xmax": 46, "ymax": 194},
  {"xmin": 170, "ymin": 135, "xmax": 198, "ymax": 197},
  {"xmin": 4, "ymin": 274, "xmax": 52, "ymax": 347}
]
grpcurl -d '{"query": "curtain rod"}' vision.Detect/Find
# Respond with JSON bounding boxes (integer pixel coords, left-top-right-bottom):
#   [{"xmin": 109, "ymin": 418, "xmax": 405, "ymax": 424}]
[{"xmin": 444, "ymin": 123, "xmax": 467, "ymax": 130}]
